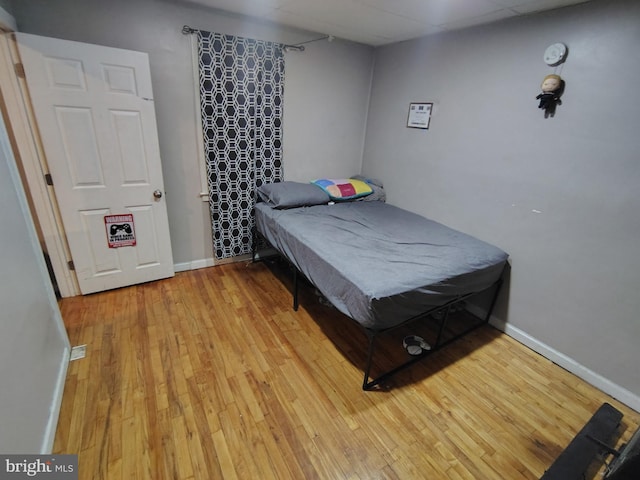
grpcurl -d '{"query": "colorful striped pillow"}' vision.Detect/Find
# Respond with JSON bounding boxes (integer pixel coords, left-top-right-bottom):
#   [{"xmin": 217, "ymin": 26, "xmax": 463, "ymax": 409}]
[{"xmin": 311, "ymin": 178, "xmax": 373, "ymax": 200}]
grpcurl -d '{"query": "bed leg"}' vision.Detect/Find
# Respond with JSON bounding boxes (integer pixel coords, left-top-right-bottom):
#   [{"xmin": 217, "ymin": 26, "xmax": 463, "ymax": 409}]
[
  {"xmin": 293, "ymin": 268, "xmax": 299, "ymax": 311},
  {"xmin": 362, "ymin": 331, "xmax": 377, "ymax": 390},
  {"xmin": 434, "ymin": 304, "xmax": 453, "ymax": 347},
  {"xmin": 483, "ymin": 278, "xmax": 503, "ymax": 323},
  {"xmin": 251, "ymin": 226, "xmax": 258, "ymax": 263}
]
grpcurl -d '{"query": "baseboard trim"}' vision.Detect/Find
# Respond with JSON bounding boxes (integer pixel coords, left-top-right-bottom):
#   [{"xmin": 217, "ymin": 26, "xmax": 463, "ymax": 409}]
[
  {"xmin": 174, "ymin": 257, "xmax": 216, "ymax": 272},
  {"xmin": 173, "ymin": 251, "xmax": 275, "ymax": 273},
  {"xmin": 41, "ymin": 346, "xmax": 70, "ymax": 453},
  {"xmin": 490, "ymin": 318, "xmax": 640, "ymax": 413}
]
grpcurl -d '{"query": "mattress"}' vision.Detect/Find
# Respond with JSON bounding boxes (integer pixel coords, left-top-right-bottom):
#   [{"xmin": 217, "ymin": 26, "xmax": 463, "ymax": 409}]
[{"xmin": 255, "ymin": 201, "xmax": 508, "ymax": 331}]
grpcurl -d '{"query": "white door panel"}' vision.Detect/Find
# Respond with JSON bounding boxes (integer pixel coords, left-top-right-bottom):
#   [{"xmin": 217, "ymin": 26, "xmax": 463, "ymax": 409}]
[{"xmin": 17, "ymin": 33, "xmax": 174, "ymax": 294}]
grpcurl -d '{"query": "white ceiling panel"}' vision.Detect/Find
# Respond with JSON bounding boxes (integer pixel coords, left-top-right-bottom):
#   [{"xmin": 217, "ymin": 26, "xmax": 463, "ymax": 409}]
[
  {"xmin": 359, "ymin": 0, "xmax": 504, "ymax": 26},
  {"xmin": 510, "ymin": 0, "xmax": 591, "ymax": 14},
  {"xmin": 262, "ymin": 9, "xmax": 389, "ymax": 45},
  {"xmin": 186, "ymin": 0, "xmax": 282, "ymax": 17},
  {"xmin": 440, "ymin": 7, "xmax": 517, "ymax": 32},
  {"xmin": 179, "ymin": 0, "xmax": 593, "ymax": 46},
  {"xmin": 278, "ymin": 0, "xmax": 429, "ymax": 39}
]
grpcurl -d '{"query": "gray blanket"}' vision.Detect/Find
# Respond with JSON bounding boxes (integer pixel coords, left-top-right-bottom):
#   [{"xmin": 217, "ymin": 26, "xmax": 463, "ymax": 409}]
[{"xmin": 255, "ymin": 201, "xmax": 508, "ymax": 330}]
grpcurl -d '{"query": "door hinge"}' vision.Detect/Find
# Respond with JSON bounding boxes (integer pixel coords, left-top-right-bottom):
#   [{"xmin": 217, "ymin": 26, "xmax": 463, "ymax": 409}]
[
  {"xmin": 67, "ymin": 260, "xmax": 75, "ymax": 271},
  {"xmin": 44, "ymin": 173, "xmax": 53, "ymax": 186},
  {"xmin": 14, "ymin": 62, "xmax": 25, "ymax": 78}
]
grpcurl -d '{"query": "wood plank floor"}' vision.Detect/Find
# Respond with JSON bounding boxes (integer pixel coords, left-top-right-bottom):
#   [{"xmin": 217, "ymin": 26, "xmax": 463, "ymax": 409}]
[{"xmin": 54, "ymin": 260, "xmax": 640, "ymax": 479}]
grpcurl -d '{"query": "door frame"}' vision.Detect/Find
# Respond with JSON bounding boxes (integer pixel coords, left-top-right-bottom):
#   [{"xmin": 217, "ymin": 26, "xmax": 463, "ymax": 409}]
[{"xmin": 0, "ymin": 26, "xmax": 80, "ymax": 297}]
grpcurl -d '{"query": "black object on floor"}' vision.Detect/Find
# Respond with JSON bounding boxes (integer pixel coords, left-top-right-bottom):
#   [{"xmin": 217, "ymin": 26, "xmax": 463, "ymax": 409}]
[
  {"xmin": 540, "ymin": 402, "xmax": 622, "ymax": 480},
  {"xmin": 605, "ymin": 421, "xmax": 640, "ymax": 480}
]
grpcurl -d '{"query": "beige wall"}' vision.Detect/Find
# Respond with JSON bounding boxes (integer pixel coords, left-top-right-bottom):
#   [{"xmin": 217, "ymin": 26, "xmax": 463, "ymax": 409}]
[{"xmin": 11, "ymin": 0, "xmax": 374, "ymax": 268}]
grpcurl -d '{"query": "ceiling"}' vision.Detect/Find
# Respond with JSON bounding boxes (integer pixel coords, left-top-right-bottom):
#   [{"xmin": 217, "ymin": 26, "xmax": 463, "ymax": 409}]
[{"xmin": 182, "ymin": 0, "xmax": 592, "ymax": 46}]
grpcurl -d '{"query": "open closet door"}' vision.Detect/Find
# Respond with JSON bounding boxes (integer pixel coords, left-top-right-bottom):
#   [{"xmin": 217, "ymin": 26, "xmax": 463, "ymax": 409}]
[{"xmin": 16, "ymin": 33, "xmax": 174, "ymax": 294}]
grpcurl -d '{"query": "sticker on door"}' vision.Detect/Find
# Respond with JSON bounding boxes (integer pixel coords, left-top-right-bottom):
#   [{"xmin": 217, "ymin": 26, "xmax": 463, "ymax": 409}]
[{"xmin": 104, "ymin": 214, "xmax": 136, "ymax": 248}]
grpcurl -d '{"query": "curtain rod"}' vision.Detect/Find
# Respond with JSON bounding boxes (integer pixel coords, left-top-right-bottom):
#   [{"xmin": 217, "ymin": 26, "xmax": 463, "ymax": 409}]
[
  {"xmin": 182, "ymin": 24, "xmax": 304, "ymax": 51},
  {"xmin": 181, "ymin": 25, "xmax": 334, "ymax": 52}
]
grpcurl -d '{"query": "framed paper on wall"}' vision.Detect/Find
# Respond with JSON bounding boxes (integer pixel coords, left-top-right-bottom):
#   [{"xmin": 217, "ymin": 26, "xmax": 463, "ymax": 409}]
[{"xmin": 407, "ymin": 102, "xmax": 433, "ymax": 129}]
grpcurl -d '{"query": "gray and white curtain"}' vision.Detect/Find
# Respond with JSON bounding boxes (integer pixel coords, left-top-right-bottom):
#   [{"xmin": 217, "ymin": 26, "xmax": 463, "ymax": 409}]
[{"xmin": 198, "ymin": 31, "xmax": 284, "ymax": 259}]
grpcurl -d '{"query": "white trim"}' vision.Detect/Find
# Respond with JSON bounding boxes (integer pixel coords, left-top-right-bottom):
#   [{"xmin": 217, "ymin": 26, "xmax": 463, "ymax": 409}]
[
  {"xmin": 0, "ymin": 33, "xmax": 80, "ymax": 297},
  {"xmin": 174, "ymin": 257, "xmax": 216, "ymax": 272},
  {"xmin": 480, "ymin": 316, "xmax": 640, "ymax": 415},
  {"xmin": 463, "ymin": 301, "xmax": 640, "ymax": 412},
  {"xmin": 492, "ymin": 319, "xmax": 640, "ymax": 413},
  {"xmin": 40, "ymin": 346, "xmax": 70, "ymax": 453},
  {"xmin": 173, "ymin": 250, "xmax": 275, "ymax": 272}
]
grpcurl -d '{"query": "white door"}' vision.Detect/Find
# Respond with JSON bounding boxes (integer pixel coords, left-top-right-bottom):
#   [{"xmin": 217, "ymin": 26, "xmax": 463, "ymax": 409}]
[{"xmin": 16, "ymin": 33, "xmax": 174, "ymax": 294}]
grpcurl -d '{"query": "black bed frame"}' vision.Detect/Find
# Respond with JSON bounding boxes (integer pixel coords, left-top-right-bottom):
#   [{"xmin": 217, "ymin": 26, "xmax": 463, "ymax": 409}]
[{"xmin": 252, "ymin": 228, "xmax": 505, "ymax": 391}]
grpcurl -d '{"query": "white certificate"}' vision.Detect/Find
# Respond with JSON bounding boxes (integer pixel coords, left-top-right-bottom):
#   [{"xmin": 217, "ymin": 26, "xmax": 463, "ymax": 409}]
[{"xmin": 407, "ymin": 103, "xmax": 432, "ymax": 129}]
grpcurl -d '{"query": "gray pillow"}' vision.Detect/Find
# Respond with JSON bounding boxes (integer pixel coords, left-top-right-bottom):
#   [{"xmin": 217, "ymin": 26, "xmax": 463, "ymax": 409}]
[{"xmin": 257, "ymin": 181, "xmax": 330, "ymax": 209}]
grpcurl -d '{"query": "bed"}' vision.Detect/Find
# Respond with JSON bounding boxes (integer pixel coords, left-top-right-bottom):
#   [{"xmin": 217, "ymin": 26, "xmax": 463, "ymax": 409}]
[{"xmin": 252, "ymin": 179, "xmax": 509, "ymax": 390}]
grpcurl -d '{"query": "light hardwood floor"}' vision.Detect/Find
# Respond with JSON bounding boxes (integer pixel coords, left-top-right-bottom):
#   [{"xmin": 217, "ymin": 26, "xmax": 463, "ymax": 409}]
[{"xmin": 54, "ymin": 260, "xmax": 639, "ymax": 479}]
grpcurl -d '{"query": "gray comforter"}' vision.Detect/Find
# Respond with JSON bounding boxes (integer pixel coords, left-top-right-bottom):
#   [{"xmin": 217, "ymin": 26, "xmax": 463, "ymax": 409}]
[{"xmin": 255, "ymin": 201, "xmax": 508, "ymax": 330}]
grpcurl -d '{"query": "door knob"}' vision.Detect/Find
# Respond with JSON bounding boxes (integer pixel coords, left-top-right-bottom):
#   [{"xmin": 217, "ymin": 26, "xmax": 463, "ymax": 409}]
[{"xmin": 153, "ymin": 189, "xmax": 163, "ymax": 199}]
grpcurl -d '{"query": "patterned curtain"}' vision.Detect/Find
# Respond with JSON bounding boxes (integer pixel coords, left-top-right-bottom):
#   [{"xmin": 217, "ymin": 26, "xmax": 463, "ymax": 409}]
[{"xmin": 197, "ymin": 31, "xmax": 284, "ymax": 260}]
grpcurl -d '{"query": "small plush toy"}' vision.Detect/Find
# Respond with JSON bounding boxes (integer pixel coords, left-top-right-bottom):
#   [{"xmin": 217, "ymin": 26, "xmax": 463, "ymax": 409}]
[{"xmin": 536, "ymin": 74, "xmax": 563, "ymax": 117}]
